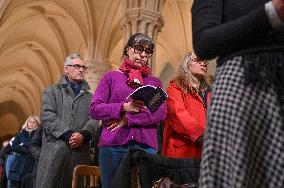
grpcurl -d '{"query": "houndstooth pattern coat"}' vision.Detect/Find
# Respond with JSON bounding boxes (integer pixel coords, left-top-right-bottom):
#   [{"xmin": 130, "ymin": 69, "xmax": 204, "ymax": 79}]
[
  {"xmin": 199, "ymin": 56, "xmax": 284, "ymax": 188},
  {"xmin": 36, "ymin": 76, "xmax": 97, "ymax": 188}
]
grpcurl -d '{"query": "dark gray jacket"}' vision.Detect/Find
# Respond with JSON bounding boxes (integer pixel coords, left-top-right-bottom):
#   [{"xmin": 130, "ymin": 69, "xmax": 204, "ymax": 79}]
[{"xmin": 36, "ymin": 76, "xmax": 98, "ymax": 188}]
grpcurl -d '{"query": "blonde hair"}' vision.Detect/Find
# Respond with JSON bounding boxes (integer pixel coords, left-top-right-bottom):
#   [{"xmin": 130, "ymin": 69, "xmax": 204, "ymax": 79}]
[
  {"xmin": 174, "ymin": 52, "xmax": 208, "ymax": 94},
  {"xmin": 22, "ymin": 116, "xmax": 40, "ymax": 131}
]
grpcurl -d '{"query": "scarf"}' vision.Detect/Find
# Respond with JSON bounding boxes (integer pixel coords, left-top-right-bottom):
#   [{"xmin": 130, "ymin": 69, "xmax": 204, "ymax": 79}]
[
  {"xmin": 69, "ymin": 82, "xmax": 81, "ymax": 96},
  {"xmin": 26, "ymin": 126, "xmax": 38, "ymax": 133},
  {"xmin": 65, "ymin": 76, "xmax": 82, "ymax": 96},
  {"xmin": 119, "ymin": 58, "xmax": 151, "ymax": 88}
]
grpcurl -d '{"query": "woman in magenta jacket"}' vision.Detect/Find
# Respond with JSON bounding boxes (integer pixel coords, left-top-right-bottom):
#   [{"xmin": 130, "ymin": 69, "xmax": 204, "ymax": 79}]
[{"xmin": 89, "ymin": 33, "xmax": 166, "ymax": 188}]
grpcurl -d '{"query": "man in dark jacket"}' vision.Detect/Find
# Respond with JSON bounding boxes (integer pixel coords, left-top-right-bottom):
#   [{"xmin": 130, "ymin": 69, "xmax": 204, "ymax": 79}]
[{"xmin": 36, "ymin": 53, "xmax": 99, "ymax": 188}]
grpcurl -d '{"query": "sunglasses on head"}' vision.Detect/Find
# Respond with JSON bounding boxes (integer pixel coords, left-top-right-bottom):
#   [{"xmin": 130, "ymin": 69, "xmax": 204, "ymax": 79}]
[{"xmin": 190, "ymin": 54, "xmax": 209, "ymax": 66}]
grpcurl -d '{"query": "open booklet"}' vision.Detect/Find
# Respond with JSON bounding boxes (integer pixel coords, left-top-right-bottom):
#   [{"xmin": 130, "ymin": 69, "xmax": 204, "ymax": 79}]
[{"xmin": 126, "ymin": 85, "xmax": 168, "ymax": 113}]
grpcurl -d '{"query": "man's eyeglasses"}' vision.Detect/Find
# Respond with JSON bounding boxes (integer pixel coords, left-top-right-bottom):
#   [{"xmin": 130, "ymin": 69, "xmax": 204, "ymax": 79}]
[
  {"xmin": 133, "ymin": 44, "xmax": 154, "ymax": 57},
  {"xmin": 67, "ymin": 64, "xmax": 88, "ymax": 71}
]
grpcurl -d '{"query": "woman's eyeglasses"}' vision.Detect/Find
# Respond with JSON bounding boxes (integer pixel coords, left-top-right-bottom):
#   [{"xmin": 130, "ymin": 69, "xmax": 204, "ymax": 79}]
[
  {"xmin": 67, "ymin": 64, "xmax": 88, "ymax": 71},
  {"xmin": 133, "ymin": 44, "xmax": 154, "ymax": 57}
]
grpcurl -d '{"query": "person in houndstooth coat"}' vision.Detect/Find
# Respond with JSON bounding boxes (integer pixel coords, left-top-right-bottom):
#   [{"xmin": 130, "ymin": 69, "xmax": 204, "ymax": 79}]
[{"xmin": 192, "ymin": 0, "xmax": 284, "ymax": 187}]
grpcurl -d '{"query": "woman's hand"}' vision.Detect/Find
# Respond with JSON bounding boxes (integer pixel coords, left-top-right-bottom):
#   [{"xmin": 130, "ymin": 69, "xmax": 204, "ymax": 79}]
[
  {"xmin": 123, "ymin": 100, "xmax": 145, "ymax": 113},
  {"xmin": 107, "ymin": 115, "xmax": 128, "ymax": 132}
]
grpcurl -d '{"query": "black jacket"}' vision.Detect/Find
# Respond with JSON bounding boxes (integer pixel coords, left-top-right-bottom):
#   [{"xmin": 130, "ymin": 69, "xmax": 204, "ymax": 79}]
[
  {"xmin": 28, "ymin": 125, "xmax": 43, "ymax": 188},
  {"xmin": 111, "ymin": 149, "xmax": 200, "ymax": 188},
  {"xmin": 9, "ymin": 130, "xmax": 36, "ymax": 182},
  {"xmin": 29, "ymin": 125, "xmax": 43, "ymax": 161},
  {"xmin": 192, "ymin": 0, "xmax": 284, "ymax": 60}
]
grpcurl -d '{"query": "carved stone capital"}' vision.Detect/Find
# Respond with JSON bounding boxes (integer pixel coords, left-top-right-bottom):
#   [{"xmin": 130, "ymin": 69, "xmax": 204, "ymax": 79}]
[
  {"xmin": 120, "ymin": 4, "xmax": 164, "ymax": 75},
  {"xmin": 84, "ymin": 58, "xmax": 110, "ymax": 90},
  {"xmin": 121, "ymin": 7, "xmax": 164, "ymax": 43}
]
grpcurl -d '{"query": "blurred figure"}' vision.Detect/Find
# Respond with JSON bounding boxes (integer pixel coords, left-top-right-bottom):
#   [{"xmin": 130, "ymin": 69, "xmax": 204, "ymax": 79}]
[
  {"xmin": 162, "ymin": 52, "xmax": 211, "ymax": 159},
  {"xmin": 5, "ymin": 137, "xmax": 15, "ymax": 188},
  {"xmin": 9, "ymin": 116, "xmax": 40, "ymax": 188},
  {"xmin": 0, "ymin": 140, "xmax": 11, "ymax": 188},
  {"xmin": 5, "ymin": 124, "xmax": 30, "ymax": 188},
  {"xmin": 192, "ymin": 0, "xmax": 284, "ymax": 187},
  {"xmin": 28, "ymin": 125, "xmax": 43, "ymax": 188},
  {"xmin": 89, "ymin": 33, "xmax": 167, "ymax": 188},
  {"xmin": 36, "ymin": 52, "xmax": 98, "ymax": 188}
]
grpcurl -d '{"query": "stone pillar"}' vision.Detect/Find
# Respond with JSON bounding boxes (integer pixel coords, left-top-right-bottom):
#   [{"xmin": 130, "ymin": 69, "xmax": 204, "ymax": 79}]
[
  {"xmin": 84, "ymin": 58, "xmax": 110, "ymax": 92},
  {"xmin": 121, "ymin": 0, "xmax": 164, "ymax": 75}
]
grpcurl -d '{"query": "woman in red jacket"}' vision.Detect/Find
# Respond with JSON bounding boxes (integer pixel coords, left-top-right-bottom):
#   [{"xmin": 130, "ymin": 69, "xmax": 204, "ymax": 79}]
[{"xmin": 162, "ymin": 52, "xmax": 211, "ymax": 159}]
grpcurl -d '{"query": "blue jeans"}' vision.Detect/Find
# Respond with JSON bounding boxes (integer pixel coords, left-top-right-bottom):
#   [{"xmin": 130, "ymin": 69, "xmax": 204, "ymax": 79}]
[
  {"xmin": 5, "ymin": 154, "xmax": 16, "ymax": 188},
  {"xmin": 99, "ymin": 141, "xmax": 156, "ymax": 188}
]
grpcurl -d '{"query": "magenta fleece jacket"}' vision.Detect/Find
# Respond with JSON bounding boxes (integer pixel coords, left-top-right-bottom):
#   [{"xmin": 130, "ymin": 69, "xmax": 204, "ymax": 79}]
[{"xmin": 89, "ymin": 71, "xmax": 167, "ymax": 150}]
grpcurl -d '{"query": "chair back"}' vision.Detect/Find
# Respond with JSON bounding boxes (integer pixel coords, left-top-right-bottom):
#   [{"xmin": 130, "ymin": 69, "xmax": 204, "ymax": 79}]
[{"xmin": 72, "ymin": 165, "xmax": 100, "ymax": 188}]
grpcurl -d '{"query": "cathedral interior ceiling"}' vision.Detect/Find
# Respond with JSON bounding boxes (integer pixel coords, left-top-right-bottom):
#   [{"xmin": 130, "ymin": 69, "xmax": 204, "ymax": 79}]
[{"xmin": 0, "ymin": 0, "xmax": 216, "ymax": 139}]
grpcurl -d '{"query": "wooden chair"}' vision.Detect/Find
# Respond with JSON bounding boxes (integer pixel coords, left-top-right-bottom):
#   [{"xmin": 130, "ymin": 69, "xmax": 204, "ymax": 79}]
[{"xmin": 72, "ymin": 165, "xmax": 101, "ymax": 188}]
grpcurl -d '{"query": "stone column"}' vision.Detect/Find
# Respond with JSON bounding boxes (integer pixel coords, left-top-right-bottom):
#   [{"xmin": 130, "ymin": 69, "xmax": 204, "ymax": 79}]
[
  {"xmin": 121, "ymin": 0, "xmax": 164, "ymax": 75},
  {"xmin": 84, "ymin": 58, "xmax": 110, "ymax": 92}
]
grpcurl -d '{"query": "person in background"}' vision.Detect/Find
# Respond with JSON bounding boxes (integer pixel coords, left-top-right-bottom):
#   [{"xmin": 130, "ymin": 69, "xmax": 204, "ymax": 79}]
[
  {"xmin": 9, "ymin": 116, "xmax": 40, "ymax": 188},
  {"xmin": 0, "ymin": 140, "xmax": 11, "ymax": 188},
  {"xmin": 5, "ymin": 124, "xmax": 32, "ymax": 188},
  {"xmin": 36, "ymin": 52, "xmax": 98, "ymax": 188},
  {"xmin": 5, "ymin": 137, "xmax": 15, "ymax": 188},
  {"xmin": 89, "ymin": 33, "xmax": 167, "ymax": 188},
  {"xmin": 162, "ymin": 52, "xmax": 211, "ymax": 161},
  {"xmin": 28, "ymin": 125, "xmax": 43, "ymax": 188},
  {"xmin": 191, "ymin": 0, "xmax": 284, "ymax": 187}
]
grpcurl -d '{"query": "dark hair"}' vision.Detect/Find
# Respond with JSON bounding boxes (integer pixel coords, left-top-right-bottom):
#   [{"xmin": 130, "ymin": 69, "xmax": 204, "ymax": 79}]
[{"xmin": 122, "ymin": 33, "xmax": 155, "ymax": 58}]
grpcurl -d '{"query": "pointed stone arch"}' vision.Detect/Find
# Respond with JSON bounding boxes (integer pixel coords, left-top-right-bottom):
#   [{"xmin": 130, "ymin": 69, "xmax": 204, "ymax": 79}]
[
  {"xmin": 0, "ymin": 0, "xmax": 96, "ymax": 137},
  {"xmin": 0, "ymin": 0, "xmax": 216, "ymax": 139},
  {"xmin": 0, "ymin": 101, "xmax": 27, "ymax": 137}
]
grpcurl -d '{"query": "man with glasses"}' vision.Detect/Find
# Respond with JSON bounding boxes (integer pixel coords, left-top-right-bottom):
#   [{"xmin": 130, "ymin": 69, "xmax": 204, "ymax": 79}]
[{"xmin": 36, "ymin": 53, "xmax": 98, "ymax": 188}]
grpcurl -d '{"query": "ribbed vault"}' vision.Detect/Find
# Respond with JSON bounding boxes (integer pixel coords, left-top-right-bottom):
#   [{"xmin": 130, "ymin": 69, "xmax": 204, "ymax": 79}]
[
  {"xmin": 0, "ymin": 0, "xmax": 216, "ymax": 139},
  {"xmin": 0, "ymin": 0, "xmax": 92, "ymax": 137}
]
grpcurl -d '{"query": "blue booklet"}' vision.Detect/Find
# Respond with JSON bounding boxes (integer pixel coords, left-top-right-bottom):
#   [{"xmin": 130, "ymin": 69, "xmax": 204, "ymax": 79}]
[{"xmin": 126, "ymin": 85, "xmax": 168, "ymax": 113}]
